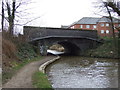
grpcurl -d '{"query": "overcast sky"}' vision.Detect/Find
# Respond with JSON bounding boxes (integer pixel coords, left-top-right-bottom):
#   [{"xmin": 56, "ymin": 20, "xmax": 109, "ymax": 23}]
[
  {"xmin": 1, "ymin": 0, "xmax": 109, "ymax": 34},
  {"xmin": 26, "ymin": 0, "xmax": 101, "ymax": 28}
]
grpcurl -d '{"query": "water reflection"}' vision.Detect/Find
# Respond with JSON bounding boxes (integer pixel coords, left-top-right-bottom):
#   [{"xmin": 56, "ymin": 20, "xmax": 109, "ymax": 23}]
[{"xmin": 45, "ymin": 56, "xmax": 118, "ymax": 88}]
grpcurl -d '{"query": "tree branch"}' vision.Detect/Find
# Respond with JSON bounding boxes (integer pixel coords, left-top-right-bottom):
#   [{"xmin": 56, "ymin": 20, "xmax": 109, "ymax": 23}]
[{"xmin": 14, "ymin": 16, "xmax": 42, "ymax": 26}]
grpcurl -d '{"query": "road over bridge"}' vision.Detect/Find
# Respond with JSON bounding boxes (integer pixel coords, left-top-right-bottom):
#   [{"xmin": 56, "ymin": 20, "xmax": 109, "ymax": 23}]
[{"xmin": 24, "ymin": 26, "xmax": 101, "ymax": 55}]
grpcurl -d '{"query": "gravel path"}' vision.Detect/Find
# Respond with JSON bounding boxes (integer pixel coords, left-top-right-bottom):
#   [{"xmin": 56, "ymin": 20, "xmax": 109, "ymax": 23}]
[{"xmin": 3, "ymin": 56, "xmax": 56, "ymax": 88}]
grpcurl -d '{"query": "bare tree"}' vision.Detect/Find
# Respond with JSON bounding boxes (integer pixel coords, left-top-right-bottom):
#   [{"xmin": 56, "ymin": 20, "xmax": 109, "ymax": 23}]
[
  {"xmin": 94, "ymin": 0, "xmax": 120, "ymax": 16},
  {"xmin": 106, "ymin": 0, "xmax": 120, "ymax": 16},
  {"xmin": 2, "ymin": 0, "xmax": 30, "ymax": 36},
  {"xmin": 1, "ymin": 0, "xmax": 40, "ymax": 36},
  {"xmin": 103, "ymin": 1, "xmax": 120, "ymax": 39},
  {"xmin": 104, "ymin": 1, "xmax": 116, "ymax": 38},
  {"xmin": 6, "ymin": 0, "xmax": 16, "ymax": 35},
  {"xmin": 93, "ymin": 0, "xmax": 120, "ymax": 53},
  {"xmin": 94, "ymin": 0, "xmax": 120, "ymax": 37}
]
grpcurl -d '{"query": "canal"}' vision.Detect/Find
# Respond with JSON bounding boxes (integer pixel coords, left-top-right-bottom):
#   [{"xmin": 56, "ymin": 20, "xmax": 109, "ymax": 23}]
[{"xmin": 45, "ymin": 56, "xmax": 118, "ymax": 88}]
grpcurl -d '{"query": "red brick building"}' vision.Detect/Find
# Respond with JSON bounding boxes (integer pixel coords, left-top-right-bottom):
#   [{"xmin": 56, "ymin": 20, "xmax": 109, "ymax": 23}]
[{"xmin": 64, "ymin": 16, "xmax": 120, "ymax": 37}]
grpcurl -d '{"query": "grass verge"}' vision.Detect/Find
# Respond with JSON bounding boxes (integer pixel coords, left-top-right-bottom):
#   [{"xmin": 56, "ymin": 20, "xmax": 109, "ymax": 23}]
[
  {"xmin": 12, "ymin": 56, "xmax": 43, "ymax": 70},
  {"xmin": 32, "ymin": 71, "xmax": 52, "ymax": 88}
]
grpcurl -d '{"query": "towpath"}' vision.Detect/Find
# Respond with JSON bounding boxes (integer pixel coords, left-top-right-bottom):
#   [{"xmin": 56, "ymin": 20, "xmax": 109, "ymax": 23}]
[{"xmin": 3, "ymin": 56, "xmax": 56, "ymax": 88}]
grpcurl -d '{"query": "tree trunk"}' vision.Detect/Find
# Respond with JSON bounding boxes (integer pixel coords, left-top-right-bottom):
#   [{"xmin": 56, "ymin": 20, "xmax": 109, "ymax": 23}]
[
  {"xmin": 104, "ymin": 2, "xmax": 117, "ymax": 51},
  {"xmin": 6, "ymin": 1, "xmax": 16, "ymax": 36},
  {"xmin": 9, "ymin": 22, "xmax": 14, "ymax": 35},
  {"xmin": 105, "ymin": 4, "xmax": 115, "ymax": 38},
  {"xmin": 1, "ymin": 1, "xmax": 4, "ymax": 31}
]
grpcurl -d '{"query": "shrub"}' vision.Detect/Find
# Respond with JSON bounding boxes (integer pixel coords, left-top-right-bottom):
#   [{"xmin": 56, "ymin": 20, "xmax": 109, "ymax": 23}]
[
  {"xmin": 17, "ymin": 43, "xmax": 37, "ymax": 60},
  {"xmin": 2, "ymin": 38, "xmax": 17, "ymax": 59}
]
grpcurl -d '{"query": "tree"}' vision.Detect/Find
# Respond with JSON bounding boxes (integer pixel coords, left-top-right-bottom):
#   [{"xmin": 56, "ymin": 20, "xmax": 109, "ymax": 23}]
[
  {"xmin": 106, "ymin": 1, "xmax": 120, "ymax": 16},
  {"xmin": 2, "ymin": 0, "xmax": 30, "ymax": 36},
  {"xmin": 1, "ymin": 1, "xmax": 4, "ymax": 31},
  {"xmin": 95, "ymin": 0, "xmax": 120, "ymax": 16},
  {"xmin": 103, "ymin": 1, "xmax": 120, "ymax": 39},
  {"xmin": 94, "ymin": 0, "xmax": 120, "ymax": 37},
  {"xmin": 104, "ymin": 1, "xmax": 120, "ymax": 37},
  {"xmin": 6, "ymin": 0, "xmax": 16, "ymax": 36},
  {"xmin": 104, "ymin": 1, "xmax": 116, "ymax": 38},
  {"xmin": 1, "ymin": 0, "xmax": 40, "ymax": 36},
  {"xmin": 94, "ymin": 0, "xmax": 120, "ymax": 56}
]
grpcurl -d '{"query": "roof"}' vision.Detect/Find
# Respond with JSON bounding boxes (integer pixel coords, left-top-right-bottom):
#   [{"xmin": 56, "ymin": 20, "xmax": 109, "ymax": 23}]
[
  {"xmin": 75, "ymin": 17, "xmax": 100, "ymax": 24},
  {"xmin": 98, "ymin": 16, "xmax": 120, "ymax": 23},
  {"xmin": 61, "ymin": 25, "xmax": 69, "ymax": 28},
  {"xmin": 70, "ymin": 17, "xmax": 120, "ymax": 26}
]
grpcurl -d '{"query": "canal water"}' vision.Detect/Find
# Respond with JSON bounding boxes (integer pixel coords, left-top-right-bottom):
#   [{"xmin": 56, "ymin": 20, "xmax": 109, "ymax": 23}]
[{"xmin": 45, "ymin": 56, "xmax": 118, "ymax": 88}]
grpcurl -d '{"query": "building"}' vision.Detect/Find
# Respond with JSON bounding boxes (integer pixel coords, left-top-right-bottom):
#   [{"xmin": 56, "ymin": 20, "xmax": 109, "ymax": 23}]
[{"xmin": 64, "ymin": 16, "xmax": 120, "ymax": 37}]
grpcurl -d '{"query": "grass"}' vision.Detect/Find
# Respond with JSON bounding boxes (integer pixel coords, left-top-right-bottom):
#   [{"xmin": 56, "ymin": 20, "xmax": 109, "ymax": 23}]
[{"xmin": 32, "ymin": 71, "xmax": 52, "ymax": 88}]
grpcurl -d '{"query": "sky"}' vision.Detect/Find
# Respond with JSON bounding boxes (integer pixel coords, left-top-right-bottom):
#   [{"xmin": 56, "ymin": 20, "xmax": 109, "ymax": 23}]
[
  {"xmin": 26, "ymin": 0, "xmax": 101, "ymax": 28},
  {"xmin": 1, "ymin": 0, "xmax": 109, "ymax": 34}
]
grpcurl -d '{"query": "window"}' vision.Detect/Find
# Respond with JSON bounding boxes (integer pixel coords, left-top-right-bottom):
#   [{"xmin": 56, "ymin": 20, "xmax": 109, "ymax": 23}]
[
  {"xmin": 71, "ymin": 26, "xmax": 74, "ymax": 29},
  {"xmin": 80, "ymin": 25, "xmax": 83, "ymax": 28},
  {"xmin": 101, "ymin": 30, "xmax": 104, "ymax": 34},
  {"xmin": 93, "ymin": 25, "xmax": 96, "ymax": 29},
  {"xmin": 101, "ymin": 23, "xmax": 104, "ymax": 27},
  {"xmin": 106, "ymin": 30, "xmax": 109, "ymax": 34},
  {"xmin": 114, "ymin": 25, "xmax": 116, "ymax": 29},
  {"xmin": 86, "ymin": 25, "xmax": 90, "ymax": 28},
  {"xmin": 106, "ymin": 23, "xmax": 109, "ymax": 27}
]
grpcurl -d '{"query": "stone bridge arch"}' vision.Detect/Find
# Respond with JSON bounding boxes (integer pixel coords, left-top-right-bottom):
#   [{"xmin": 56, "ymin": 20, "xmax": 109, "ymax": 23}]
[
  {"xmin": 36, "ymin": 37, "xmax": 100, "ymax": 55},
  {"xmin": 24, "ymin": 26, "xmax": 102, "ymax": 55},
  {"xmin": 56, "ymin": 41, "xmax": 81, "ymax": 55},
  {"xmin": 38, "ymin": 39, "xmax": 81, "ymax": 55}
]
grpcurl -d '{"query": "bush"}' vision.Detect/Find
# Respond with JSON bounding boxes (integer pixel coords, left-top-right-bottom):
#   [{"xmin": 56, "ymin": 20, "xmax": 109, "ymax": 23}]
[
  {"xmin": 2, "ymin": 38, "xmax": 17, "ymax": 59},
  {"xmin": 83, "ymin": 37, "xmax": 120, "ymax": 59},
  {"xmin": 17, "ymin": 43, "xmax": 37, "ymax": 60}
]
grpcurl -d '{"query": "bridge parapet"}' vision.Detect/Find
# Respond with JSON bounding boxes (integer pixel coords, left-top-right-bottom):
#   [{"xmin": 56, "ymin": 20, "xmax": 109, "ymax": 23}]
[{"xmin": 24, "ymin": 26, "xmax": 98, "ymax": 42}]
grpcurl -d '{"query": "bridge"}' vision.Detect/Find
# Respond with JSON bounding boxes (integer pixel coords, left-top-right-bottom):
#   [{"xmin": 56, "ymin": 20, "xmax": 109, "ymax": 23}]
[{"xmin": 24, "ymin": 26, "xmax": 101, "ymax": 55}]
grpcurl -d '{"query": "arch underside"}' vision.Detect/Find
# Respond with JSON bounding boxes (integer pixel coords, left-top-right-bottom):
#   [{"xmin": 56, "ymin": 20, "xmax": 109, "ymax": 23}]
[{"xmin": 57, "ymin": 41, "xmax": 81, "ymax": 55}]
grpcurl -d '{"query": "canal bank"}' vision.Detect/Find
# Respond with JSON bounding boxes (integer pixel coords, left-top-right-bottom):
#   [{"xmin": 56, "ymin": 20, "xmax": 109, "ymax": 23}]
[{"xmin": 39, "ymin": 55, "xmax": 60, "ymax": 73}]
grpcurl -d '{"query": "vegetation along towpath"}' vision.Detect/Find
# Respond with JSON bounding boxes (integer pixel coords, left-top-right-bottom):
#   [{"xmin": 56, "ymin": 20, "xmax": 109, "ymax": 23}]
[{"xmin": 3, "ymin": 56, "xmax": 56, "ymax": 88}]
